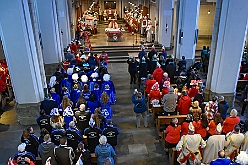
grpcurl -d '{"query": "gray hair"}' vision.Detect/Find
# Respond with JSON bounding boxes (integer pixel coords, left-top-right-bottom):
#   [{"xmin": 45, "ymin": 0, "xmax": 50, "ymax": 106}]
[
  {"xmin": 230, "ymin": 109, "xmax": 238, "ymax": 117},
  {"xmin": 99, "ymin": 135, "xmax": 107, "ymax": 145}
]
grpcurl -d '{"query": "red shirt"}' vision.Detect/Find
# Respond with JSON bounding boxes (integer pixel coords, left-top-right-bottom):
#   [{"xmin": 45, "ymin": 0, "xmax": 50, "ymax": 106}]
[
  {"xmin": 181, "ymin": 122, "xmax": 190, "ymax": 136},
  {"xmin": 193, "ymin": 120, "xmax": 207, "ymax": 138},
  {"xmin": 165, "ymin": 125, "xmax": 181, "ymax": 144},
  {"xmin": 149, "ymin": 90, "xmax": 161, "ymax": 102},
  {"xmin": 145, "ymin": 80, "xmax": 156, "ymax": 94},
  {"xmin": 208, "ymin": 120, "xmax": 217, "ymax": 135},
  {"xmin": 177, "ymin": 95, "xmax": 191, "ymax": 115},
  {"xmin": 222, "ymin": 116, "xmax": 240, "ymax": 134},
  {"xmin": 152, "ymin": 68, "xmax": 164, "ymax": 83},
  {"xmin": 188, "ymin": 87, "xmax": 198, "ymax": 98},
  {"xmin": 162, "ymin": 88, "xmax": 169, "ymax": 98}
]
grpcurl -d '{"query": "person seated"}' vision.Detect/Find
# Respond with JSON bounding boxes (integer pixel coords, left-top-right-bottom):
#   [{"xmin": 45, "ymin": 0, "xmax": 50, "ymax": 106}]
[
  {"xmin": 193, "ymin": 113, "xmax": 209, "ymax": 140},
  {"xmin": 181, "ymin": 114, "xmax": 193, "ymax": 136},
  {"xmin": 209, "ymin": 150, "xmax": 231, "ymax": 165},
  {"xmin": 164, "ymin": 118, "xmax": 181, "ymax": 152},
  {"xmin": 13, "ymin": 143, "xmax": 36, "ymax": 165},
  {"xmin": 222, "ymin": 109, "xmax": 240, "ymax": 135},
  {"xmin": 161, "ymin": 81, "xmax": 170, "ymax": 98},
  {"xmin": 149, "ymin": 82, "xmax": 161, "ymax": 104},
  {"xmin": 145, "ymin": 74, "xmax": 156, "ymax": 95}
]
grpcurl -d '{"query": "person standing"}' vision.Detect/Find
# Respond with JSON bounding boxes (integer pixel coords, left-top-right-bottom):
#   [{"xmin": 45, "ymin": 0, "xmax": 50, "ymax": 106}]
[
  {"xmin": 132, "ymin": 91, "xmax": 148, "ymax": 128},
  {"xmin": 165, "ymin": 59, "xmax": 176, "ymax": 83},
  {"xmin": 38, "ymin": 134, "xmax": 57, "ymax": 165},
  {"xmin": 202, "ymin": 124, "xmax": 225, "ymax": 164},
  {"xmin": 222, "ymin": 109, "xmax": 240, "ymax": 135},
  {"xmin": 127, "ymin": 56, "xmax": 138, "ymax": 84},
  {"xmin": 66, "ymin": 121, "xmax": 83, "ymax": 151},
  {"xmin": 218, "ymin": 96, "xmax": 229, "ymax": 120},
  {"xmin": 84, "ymin": 118, "xmax": 102, "ymax": 153},
  {"xmin": 241, "ymin": 84, "xmax": 248, "ymax": 116},
  {"xmin": 162, "ymin": 87, "xmax": 178, "ymax": 116},
  {"xmin": 176, "ymin": 122, "xmax": 206, "ymax": 164},
  {"xmin": 36, "ymin": 109, "xmax": 52, "ymax": 133},
  {"xmin": 177, "ymin": 90, "xmax": 191, "ymax": 115},
  {"xmin": 95, "ymin": 135, "xmax": 116, "ymax": 165},
  {"xmin": 103, "ymin": 120, "xmax": 120, "ymax": 149},
  {"xmin": 224, "ymin": 125, "xmax": 245, "ymax": 161},
  {"xmin": 54, "ymin": 136, "xmax": 75, "ymax": 165},
  {"xmin": 74, "ymin": 104, "xmax": 91, "ymax": 135}
]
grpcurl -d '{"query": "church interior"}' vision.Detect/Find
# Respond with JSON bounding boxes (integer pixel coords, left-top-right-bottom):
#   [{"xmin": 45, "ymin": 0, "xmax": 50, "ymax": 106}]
[{"xmin": 0, "ymin": 0, "xmax": 248, "ymax": 164}]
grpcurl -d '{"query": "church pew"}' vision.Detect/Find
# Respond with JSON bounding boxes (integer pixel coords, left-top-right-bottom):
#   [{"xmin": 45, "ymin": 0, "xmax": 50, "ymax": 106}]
[
  {"xmin": 156, "ymin": 115, "xmax": 187, "ymax": 136},
  {"xmin": 90, "ymin": 153, "xmax": 97, "ymax": 164},
  {"xmin": 36, "ymin": 157, "xmax": 42, "ymax": 165},
  {"xmin": 152, "ymin": 104, "xmax": 164, "ymax": 122}
]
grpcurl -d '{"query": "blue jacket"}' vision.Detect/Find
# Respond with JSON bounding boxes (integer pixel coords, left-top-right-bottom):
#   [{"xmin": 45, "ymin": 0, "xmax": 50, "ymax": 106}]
[
  {"xmin": 132, "ymin": 94, "xmax": 147, "ymax": 113},
  {"xmin": 218, "ymin": 100, "xmax": 229, "ymax": 119}
]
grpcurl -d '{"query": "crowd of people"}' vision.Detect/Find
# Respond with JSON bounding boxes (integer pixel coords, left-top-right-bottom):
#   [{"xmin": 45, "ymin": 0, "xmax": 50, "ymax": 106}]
[
  {"xmin": 9, "ymin": 46, "xmax": 120, "ymax": 165},
  {"xmin": 129, "ymin": 46, "xmax": 248, "ymax": 164}
]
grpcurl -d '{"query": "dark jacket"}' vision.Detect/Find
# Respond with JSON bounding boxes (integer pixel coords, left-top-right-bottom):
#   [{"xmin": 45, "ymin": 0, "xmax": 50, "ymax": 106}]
[
  {"xmin": 139, "ymin": 62, "xmax": 148, "ymax": 78},
  {"xmin": 54, "ymin": 145, "xmax": 75, "ymax": 165},
  {"xmin": 74, "ymin": 110, "xmax": 91, "ymax": 134},
  {"xmin": 165, "ymin": 62, "xmax": 176, "ymax": 83},
  {"xmin": 132, "ymin": 94, "xmax": 147, "ymax": 113},
  {"xmin": 38, "ymin": 142, "xmax": 57, "ymax": 165},
  {"xmin": 103, "ymin": 126, "xmax": 120, "ymax": 147},
  {"xmin": 218, "ymin": 100, "xmax": 229, "ymax": 119},
  {"xmin": 127, "ymin": 59, "xmax": 138, "ymax": 74}
]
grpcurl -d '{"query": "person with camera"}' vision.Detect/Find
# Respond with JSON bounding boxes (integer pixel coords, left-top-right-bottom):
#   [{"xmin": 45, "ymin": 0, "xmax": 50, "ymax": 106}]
[
  {"xmin": 13, "ymin": 143, "xmax": 36, "ymax": 165},
  {"xmin": 132, "ymin": 90, "xmax": 148, "ymax": 128}
]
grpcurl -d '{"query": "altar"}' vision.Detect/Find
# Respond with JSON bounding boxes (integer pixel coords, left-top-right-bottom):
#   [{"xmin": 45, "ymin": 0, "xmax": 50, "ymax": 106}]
[
  {"xmin": 105, "ymin": 19, "xmax": 125, "ymax": 42},
  {"xmin": 105, "ymin": 28, "xmax": 125, "ymax": 42}
]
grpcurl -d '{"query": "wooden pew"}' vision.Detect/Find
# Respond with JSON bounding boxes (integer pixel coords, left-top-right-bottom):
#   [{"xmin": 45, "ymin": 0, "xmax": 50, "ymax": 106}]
[
  {"xmin": 36, "ymin": 157, "xmax": 42, "ymax": 165},
  {"xmin": 156, "ymin": 115, "xmax": 187, "ymax": 136},
  {"xmin": 152, "ymin": 104, "xmax": 164, "ymax": 122}
]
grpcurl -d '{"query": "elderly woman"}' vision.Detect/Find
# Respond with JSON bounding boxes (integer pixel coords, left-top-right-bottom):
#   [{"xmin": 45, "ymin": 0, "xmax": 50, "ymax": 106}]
[
  {"xmin": 164, "ymin": 118, "xmax": 181, "ymax": 149},
  {"xmin": 222, "ymin": 109, "xmax": 240, "ymax": 134},
  {"xmin": 160, "ymin": 72, "xmax": 170, "ymax": 89},
  {"xmin": 95, "ymin": 135, "xmax": 116, "ymax": 165}
]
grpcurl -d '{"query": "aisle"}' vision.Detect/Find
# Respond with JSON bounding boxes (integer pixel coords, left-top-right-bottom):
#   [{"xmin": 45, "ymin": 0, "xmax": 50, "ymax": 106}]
[{"xmin": 108, "ymin": 63, "xmax": 169, "ymax": 165}]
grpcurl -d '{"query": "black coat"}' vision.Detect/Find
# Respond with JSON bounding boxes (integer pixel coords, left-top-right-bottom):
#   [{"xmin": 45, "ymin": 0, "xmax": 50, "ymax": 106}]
[
  {"xmin": 139, "ymin": 62, "xmax": 148, "ymax": 78},
  {"xmin": 127, "ymin": 59, "xmax": 138, "ymax": 74},
  {"xmin": 165, "ymin": 62, "xmax": 176, "ymax": 83}
]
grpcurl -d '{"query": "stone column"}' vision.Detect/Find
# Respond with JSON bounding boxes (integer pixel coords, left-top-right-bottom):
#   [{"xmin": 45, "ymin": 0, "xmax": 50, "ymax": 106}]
[
  {"xmin": 205, "ymin": 0, "xmax": 248, "ymax": 111},
  {"xmin": 175, "ymin": 0, "xmax": 200, "ymax": 67},
  {"xmin": 0, "ymin": 0, "xmax": 45, "ymax": 125},
  {"xmin": 158, "ymin": 0, "xmax": 174, "ymax": 48},
  {"xmin": 36, "ymin": 0, "xmax": 63, "ymax": 64},
  {"xmin": 57, "ymin": 0, "xmax": 71, "ymax": 49}
]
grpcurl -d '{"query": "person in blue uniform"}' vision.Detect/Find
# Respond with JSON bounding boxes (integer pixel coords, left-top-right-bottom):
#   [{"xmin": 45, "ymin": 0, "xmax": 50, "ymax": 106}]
[
  {"xmin": 148, "ymin": 45, "xmax": 157, "ymax": 61},
  {"xmin": 127, "ymin": 56, "xmax": 138, "ymax": 84},
  {"xmin": 86, "ymin": 93, "xmax": 100, "ymax": 114},
  {"xmin": 50, "ymin": 123, "xmax": 66, "ymax": 146},
  {"xmin": 138, "ymin": 46, "xmax": 147, "ymax": 61},
  {"xmin": 70, "ymin": 84, "xmax": 81, "ymax": 107},
  {"xmin": 100, "ymin": 92, "xmax": 113, "ymax": 120},
  {"xmin": 102, "ymin": 74, "xmax": 116, "ymax": 95},
  {"xmin": 102, "ymin": 84, "xmax": 116, "ymax": 105},
  {"xmin": 14, "ymin": 143, "xmax": 36, "ymax": 164},
  {"xmin": 50, "ymin": 88, "xmax": 61, "ymax": 106},
  {"xmin": 88, "ymin": 72, "xmax": 100, "ymax": 92}
]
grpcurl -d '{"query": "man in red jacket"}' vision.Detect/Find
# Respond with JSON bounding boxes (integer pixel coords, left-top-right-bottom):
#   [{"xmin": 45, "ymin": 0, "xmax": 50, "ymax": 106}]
[
  {"xmin": 145, "ymin": 74, "xmax": 156, "ymax": 94},
  {"xmin": 152, "ymin": 63, "xmax": 164, "ymax": 83},
  {"xmin": 177, "ymin": 90, "xmax": 191, "ymax": 115}
]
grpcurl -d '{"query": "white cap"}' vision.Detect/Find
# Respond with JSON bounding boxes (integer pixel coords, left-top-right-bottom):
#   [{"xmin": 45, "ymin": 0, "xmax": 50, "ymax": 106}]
[
  {"xmin": 81, "ymin": 75, "xmax": 88, "ymax": 82},
  {"xmin": 91, "ymin": 72, "xmax": 99, "ymax": 78},
  {"xmin": 18, "ymin": 143, "xmax": 26, "ymax": 152},
  {"xmin": 72, "ymin": 73, "xmax": 79, "ymax": 81},
  {"xmin": 103, "ymin": 74, "xmax": 110, "ymax": 81},
  {"xmin": 99, "ymin": 135, "xmax": 107, "ymax": 145}
]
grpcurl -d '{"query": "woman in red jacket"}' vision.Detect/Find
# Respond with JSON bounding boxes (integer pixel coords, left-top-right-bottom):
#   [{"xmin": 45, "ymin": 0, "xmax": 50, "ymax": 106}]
[
  {"xmin": 207, "ymin": 113, "xmax": 223, "ymax": 137},
  {"xmin": 181, "ymin": 114, "xmax": 193, "ymax": 136},
  {"xmin": 222, "ymin": 109, "xmax": 240, "ymax": 134},
  {"xmin": 165, "ymin": 118, "xmax": 181, "ymax": 148},
  {"xmin": 188, "ymin": 80, "xmax": 199, "ymax": 99},
  {"xmin": 152, "ymin": 65, "xmax": 164, "ymax": 83},
  {"xmin": 193, "ymin": 113, "xmax": 208, "ymax": 140},
  {"xmin": 177, "ymin": 91, "xmax": 191, "ymax": 115},
  {"xmin": 145, "ymin": 75, "xmax": 156, "ymax": 94},
  {"xmin": 149, "ymin": 82, "xmax": 161, "ymax": 103},
  {"xmin": 161, "ymin": 81, "xmax": 170, "ymax": 98}
]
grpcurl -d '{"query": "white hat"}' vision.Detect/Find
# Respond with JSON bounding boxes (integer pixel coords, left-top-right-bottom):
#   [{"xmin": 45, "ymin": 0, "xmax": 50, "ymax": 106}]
[
  {"xmin": 18, "ymin": 143, "xmax": 26, "ymax": 152},
  {"xmin": 67, "ymin": 47, "xmax": 71, "ymax": 52},
  {"xmin": 152, "ymin": 45, "xmax": 155, "ymax": 49},
  {"xmin": 91, "ymin": 72, "xmax": 99, "ymax": 78},
  {"xmin": 103, "ymin": 74, "xmax": 110, "ymax": 81},
  {"xmin": 72, "ymin": 73, "xmax": 79, "ymax": 81},
  {"xmin": 81, "ymin": 75, "xmax": 88, "ymax": 82},
  {"xmin": 80, "ymin": 104, "xmax": 85, "ymax": 111},
  {"xmin": 188, "ymin": 122, "xmax": 195, "ymax": 132},
  {"xmin": 50, "ymin": 108, "xmax": 59, "ymax": 116},
  {"xmin": 216, "ymin": 123, "xmax": 222, "ymax": 133},
  {"xmin": 156, "ymin": 62, "xmax": 161, "ymax": 68},
  {"xmin": 162, "ymin": 46, "xmax": 165, "ymax": 50}
]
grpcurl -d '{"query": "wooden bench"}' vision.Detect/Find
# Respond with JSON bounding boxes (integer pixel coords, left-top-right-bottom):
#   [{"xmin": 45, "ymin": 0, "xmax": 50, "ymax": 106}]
[
  {"xmin": 152, "ymin": 104, "xmax": 164, "ymax": 122},
  {"xmin": 36, "ymin": 157, "xmax": 42, "ymax": 165},
  {"xmin": 156, "ymin": 115, "xmax": 187, "ymax": 136},
  {"xmin": 169, "ymin": 147, "xmax": 177, "ymax": 165}
]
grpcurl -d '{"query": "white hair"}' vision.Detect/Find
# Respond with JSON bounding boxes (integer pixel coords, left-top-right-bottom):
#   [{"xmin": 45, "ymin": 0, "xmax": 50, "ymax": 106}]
[
  {"xmin": 49, "ymin": 76, "xmax": 56, "ymax": 87},
  {"xmin": 103, "ymin": 74, "xmax": 110, "ymax": 81},
  {"xmin": 81, "ymin": 75, "xmax": 88, "ymax": 82},
  {"xmin": 18, "ymin": 143, "xmax": 26, "ymax": 152},
  {"xmin": 230, "ymin": 109, "xmax": 238, "ymax": 117},
  {"xmin": 99, "ymin": 135, "xmax": 107, "ymax": 145}
]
